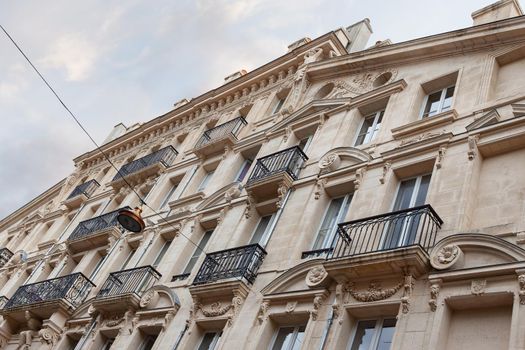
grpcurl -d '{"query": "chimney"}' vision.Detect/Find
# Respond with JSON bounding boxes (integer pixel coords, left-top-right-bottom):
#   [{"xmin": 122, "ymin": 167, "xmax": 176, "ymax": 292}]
[
  {"xmin": 287, "ymin": 37, "xmax": 312, "ymax": 52},
  {"xmin": 224, "ymin": 70, "xmax": 247, "ymax": 84},
  {"xmin": 173, "ymin": 98, "xmax": 190, "ymax": 109},
  {"xmin": 102, "ymin": 123, "xmax": 128, "ymax": 145},
  {"xmin": 471, "ymin": 0, "xmax": 523, "ymax": 26},
  {"xmin": 343, "ymin": 18, "xmax": 373, "ymax": 53}
]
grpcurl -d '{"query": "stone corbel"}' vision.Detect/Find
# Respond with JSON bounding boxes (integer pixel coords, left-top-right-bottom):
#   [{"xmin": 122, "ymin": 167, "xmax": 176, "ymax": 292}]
[
  {"xmin": 38, "ymin": 324, "xmax": 61, "ymax": 348},
  {"xmin": 379, "ymin": 162, "xmax": 391, "ymax": 184},
  {"xmin": 256, "ymin": 300, "xmax": 270, "ymax": 325},
  {"xmin": 467, "ymin": 135, "xmax": 479, "ymax": 161},
  {"xmin": 435, "ymin": 145, "xmax": 447, "ymax": 169},
  {"xmin": 314, "ymin": 178, "xmax": 327, "ymax": 200},
  {"xmin": 428, "ymin": 279, "xmax": 442, "ymax": 312},
  {"xmin": 518, "ymin": 274, "xmax": 525, "ymax": 305},
  {"xmin": 354, "ymin": 167, "xmax": 366, "ymax": 190},
  {"xmin": 227, "ymin": 292, "xmax": 245, "ymax": 327},
  {"xmin": 332, "ymin": 283, "xmax": 345, "ymax": 325},
  {"xmin": 276, "ymin": 183, "xmax": 290, "ymax": 209},
  {"xmin": 318, "ymin": 113, "xmax": 327, "ymax": 130},
  {"xmin": 244, "ymin": 192, "xmax": 255, "ymax": 219},
  {"xmin": 283, "ymin": 126, "xmax": 293, "ymax": 142},
  {"xmin": 309, "ymin": 294, "xmax": 325, "ymax": 321},
  {"xmin": 401, "ymin": 274, "xmax": 414, "ymax": 314}
]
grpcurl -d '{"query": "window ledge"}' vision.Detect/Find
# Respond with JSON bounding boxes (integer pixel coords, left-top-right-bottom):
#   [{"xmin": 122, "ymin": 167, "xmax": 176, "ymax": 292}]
[{"xmin": 391, "ymin": 109, "xmax": 458, "ymax": 139}]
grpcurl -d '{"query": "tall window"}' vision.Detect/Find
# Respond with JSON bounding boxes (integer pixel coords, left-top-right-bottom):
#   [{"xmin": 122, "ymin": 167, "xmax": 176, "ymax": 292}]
[
  {"xmin": 198, "ymin": 331, "xmax": 222, "ymax": 350},
  {"xmin": 152, "ymin": 239, "xmax": 172, "ymax": 268},
  {"xmin": 272, "ymin": 96, "xmax": 286, "ymax": 115},
  {"xmin": 312, "ymin": 194, "xmax": 352, "ymax": 251},
  {"xmin": 298, "ymin": 135, "xmax": 313, "ymax": 153},
  {"xmin": 183, "ymin": 230, "xmax": 213, "ymax": 275},
  {"xmin": 159, "ymin": 182, "xmax": 178, "ymax": 210},
  {"xmin": 383, "ymin": 174, "xmax": 431, "ymax": 249},
  {"xmin": 421, "ymin": 86, "xmax": 454, "ymax": 118},
  {"xmin": 250, "ymin": 214, "xmax": 277, "ymax": 247},
  {"xmin": 235, "ymin": 159, "xmax": 252, "ymax": 183},
  {"xmin": 355, "ymin": 110, "xmax": 383, "ymax": 146},
  {"xmin": 349, "ymin": 318, "xmax": 396, "ymax": 350},
  {"xmin": 89, "ymin": 253, "xmax": 106, "ymax": 279},
  {"xmin": 198, "ymin": 170, "xmax": 215, "ymax": 192},
  {"xmin": 102, "ymin": 338, "xmax": 114, "ymax": 350},
  {"xmin": 271, "ymin": 325, "xmax": 306, "ymax": 350},
  {"xmin": 139, "ymin": 334, "xmax": 158, "ymax": 350},
  {"xmin": 121, "ymin": 248, "xmax": 136, "ymax": 270}
]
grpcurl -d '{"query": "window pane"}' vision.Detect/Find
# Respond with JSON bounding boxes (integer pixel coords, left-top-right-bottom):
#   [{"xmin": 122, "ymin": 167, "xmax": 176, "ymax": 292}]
[
  {"xmin": 198, "ymin": 171, "xmax": 214, "ymax": 191},
  {"xmin": 414, "ymin": 174, "xmax": 431, "ymax": 206},
  {"xmin": 298, "ymin": 136, "xmax": 311, "ymax": 151},
  {"xmin": 355, "ymin": 116, "xmax": 375, "ymax": 146},
  {"xmin": 393, "ymin": 178, "xmax": 417, "ymax": 211},
  {"xmin": 198, "ymin": 333, "xmax": 217, "ymax": 350},
  {"xmin": 291, "ymin": 325, "xmax": 306, "ymax": 350},
  {"xmin": 313, "ymin": 197, "xmax": 345, "ymax": 249},
  {"xmin": 423, "ymin": 91, "xmax": 442, "ymax": 118},
  {"xmin": 376, "ymin": 318, "xmax": 397, "ymax": 350},
  {"xmin": 272, "ymin": 327, "xmax": 295, "ymax": 350},
  {"xmin": 183, "ymin": 230, "xmax": 213, "ymax": 274},
  {"xmin": 273, "ymin": 98, "xmax": 285, "ymax": 114},
  {"xmin": 441, "ymin": 86, "xmax": 455, "ymax": 111},
  {"xmin": 140, "ymin": 335, "xmax": 158, "ymax": 350},
  {"xmin": 236, "ymin": 160, "xmax": 252, "ymax": 182},
  {"xmin": 351, "ymin": 320, "xmax": 377, "ymax": 350},
  {"xmin": 160, "ymin": 184, "xmax": 178, "ymax": 209},
  {"xmin": 250, "ymin": 215, "xmax": 272, "ymax": 245},
  {"xmin": 152, "ymin": 240, "xmax": 172, "ymax": 267},
  {"xmin": 370, "ymin": 111, "xmax": 384, "ymax": 142}
]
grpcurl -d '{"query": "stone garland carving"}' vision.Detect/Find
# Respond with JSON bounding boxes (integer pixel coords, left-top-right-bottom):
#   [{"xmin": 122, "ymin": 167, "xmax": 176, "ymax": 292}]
[
  {"xmin": 347, "ymin": 280, "xmax": 402, "ymax": 302},
  {"xmin": 353, "ymin": 167, "xmax": 366, "ymax": 190},
  {"xmin": 200, "ymin": 301, "xmax": 232, "ymax": 317},
  {"xmin": 468, "ymin": 135, "xmax": 479, "ymax": 161},
  {"xmin": 257, "ymin": 301, "xmax": 270, "ymax": 325},
  {"xmin": 435, "ymin": 146, "xmax": 447, "ymax": 169},
  {"xmin": 306, "ymin": 265, "xmax": 328, "ymax": 287},
  {"xmin": 379, "ymin": 162, "xmax": 391, "ymax": 184},
  {"xmin": 325, "ymin": 80, "xmax": 358, "ymax": 99},
  {"xmin": 401, "ymin": 275, "xmax": 414, "ymax": 314},
  {"xmin": 428, "ymin": 282, "xmax": 441, "ymax": 312},
  {"xmin": 310, "ymin": 295, "xmax": 324, "ymax": 321},
  {"xmin": 519, "ymin": 275, "xmax": 525, "ymax": 305},
  {"xmin": 400, "ymin": 131, "xmax": 443, "ymax": 147},
  {"xmin": 471, "ymin": 279, "xmax": 486, "ymax": 295}
]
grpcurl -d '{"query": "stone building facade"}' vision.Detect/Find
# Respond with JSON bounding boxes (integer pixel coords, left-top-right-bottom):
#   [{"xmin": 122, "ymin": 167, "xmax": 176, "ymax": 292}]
[{"xmin": 1, "ymin": 1, "xmax": 525, "ymax": 349}]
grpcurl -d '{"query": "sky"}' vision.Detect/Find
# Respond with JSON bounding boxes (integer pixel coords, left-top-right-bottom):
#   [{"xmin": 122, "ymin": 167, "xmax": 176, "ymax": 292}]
[{"xmin": 0, "ymin": 0, "xmax": 503, "ymax": 219}]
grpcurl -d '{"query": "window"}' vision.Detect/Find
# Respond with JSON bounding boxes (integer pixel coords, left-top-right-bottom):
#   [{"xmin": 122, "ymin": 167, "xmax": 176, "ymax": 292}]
[
  {"xmin": 139, "ymin": 335, "xmax": 158, "ymax": 350},
  {"xmin": 272, "ymin": 97, "xmax": 286, "ymax": 115},
  {"xmin": 383, "ymin": 174, "xmax": 431, "ymax": 249},
  {"xmin": 421, "ymin": 86, "xmax": 454, "ymax": 118},
  {"xmin": 102, "ymin": 338, "xmax": 114, "ymax": 350},
  {"xmin": 355, "ymin": 111, "xmax": 383, "ymax": 146},
  {"xmin": 249, "ymin": 214, "xmax": 277, "ymax": 247},
  {"xmin": 349, "ymin": 318, "xmax": 396, "ymax": 350},
  {"xmin": 159, "ymin": 183, "xmax": 178, "ymax": 210},
  {"xmin": 183, "ymin": 230, "xmax": 213, "ymax": 274},
  {"xmin": 312, "ymin": 194, "xmax": 352, "ymax": 250},
  {"xmin": 89, "ymin": 253, "xmax": 106, "ymax": 279},
  {"xmin": 297, "ymin": 135, "xmax": 313, "ymax": 153},
  {"xmin": 152, "ymin": 239, "xmax": 172, "ymax": 268},
  {"xmin": 198, "ymin": 331, "xmax": 222, "ymax": 350},
  {"xmin": 121, "ymin": 248, "xmax": 136, "ymax": 270},
  {"xmin": 198, "ymin": 170, "xmax": 215, "ymax": 191},
  {"xmin": 271, "ymin": 325, "xmax": 306, "ymax": 350},
  {"xmin": 235, "ymin": 159, "xmax": 252, "ymax": 183}
]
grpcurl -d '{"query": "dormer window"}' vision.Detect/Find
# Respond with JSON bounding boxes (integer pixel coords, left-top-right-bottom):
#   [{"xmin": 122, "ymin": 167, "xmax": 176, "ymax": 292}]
[{"xmin": 421, "ymin": 86, "xmax": 455, "ymax": 118}]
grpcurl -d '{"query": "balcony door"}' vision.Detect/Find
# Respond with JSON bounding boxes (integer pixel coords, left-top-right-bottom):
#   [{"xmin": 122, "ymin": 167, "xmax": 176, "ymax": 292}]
[
  {"xmin": 312, "ymin": 194, "xmax": 352, "ymax": 252},
  {"xmin": 382, "ymin": 174, "xmax": 431, "ymax": 249}
]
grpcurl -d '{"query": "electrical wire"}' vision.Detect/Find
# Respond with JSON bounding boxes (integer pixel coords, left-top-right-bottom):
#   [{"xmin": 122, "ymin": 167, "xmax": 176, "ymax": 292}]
[{"xmin": 0, "ymin": 23, "xmax": 263, "ymax": 297}]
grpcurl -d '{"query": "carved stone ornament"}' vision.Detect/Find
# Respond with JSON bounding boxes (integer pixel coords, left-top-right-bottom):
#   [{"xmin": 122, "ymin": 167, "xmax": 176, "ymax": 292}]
[
  {"xmin": 468, "ymin": 135, "xmax": 479, "ymax": 161},
  {"xmin": 431, "ymin": 244, "xmax": 463, "ymax": 270},
  {"xmin": 139, "ymin": 289, "xmax": 158, "ymax": 308},
  {"xmin": 518, "ymin": 275, "xmax": 525, "ymax": 305},
  {"xmin": 400, "ymin": 131, "xmax": 443, "ymax": 147},
  {"xmin": 310, "ymin": 295, "xmax": 324, "ymax": 321},
  {"xmin": 435, "ymin": 146, "xmax": 447, "ymax": 169},
  {"xmin": 314, "ymin": 178, "xmax": 327, "ymax": 200},
  {"xmin": 429, "ymin": 283, "xmax": 441, "ymax": 312},
  {"xmin": 39, "ymin": 327, "xmax": 60, "ymax": 346},
  {"xmin": 318, "ymin": 153, "xmax": 341, "ymax": 172},
  {"xmin": 306, "ymin": 265, "xmax": 328, "ymax": 287},
  {"xmin": 276, "ymin": 183, "xmax": 289, "ymax": 209},
  {"xmin": 471, "ymin": 279, "xmax": 486, "ymax": 295},
  {"xmin": 200, "ymin": 301, "xmax": 232, "ymax": 317},
  {"xmin": 347, "ymin": 280, "xmax": 402, "ymax": 302},
  {"xmin": 332, "ymin": 284, "xmax": 344, "ymax": 325},
  {"xmin": 354, "ymin": 167, "xmax": 366, "ymax": 190},
  {"xmin": 285, "ymin": 301, "xmax": 297, "ymax": 314},
  {"xmin": 401, "ymin": 275, "xmax": 414, "ymax": 314},
  {"xmin": 257, "ymin": 301, "xmax": 270, "ymax": 325},
  {"xmin": 379, "ymin": 162, "xmax": 391, "ymax": 184}
]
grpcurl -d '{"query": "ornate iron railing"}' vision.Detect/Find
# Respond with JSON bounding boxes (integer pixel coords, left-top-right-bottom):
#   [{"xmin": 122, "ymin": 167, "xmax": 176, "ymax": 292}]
[
  {"xmin": 112, "ymin": 146, "xmax": 178, "ymax": 182},
  {"xmin": 96, "ymin": 266, "xmax": 160, "ymax": 299},
  {"xmin": 301, "ymin": 248, "xmax": 333, "ymax": 259},
  {"xmin": 0, "ymin": 296, "xmax": 9, "ymax": 309},
  {"xmin": 247, "ymin": 146, "xmax": 308, "ymax": 185},
  {"xmin": 68, "ymin": 207, "xmax": 130, "ymax": 241},
  {"xmin": 328, "ymin": 205, "xmax": 443, "ymax": 259},
  {"xmin": 66, "ymin": 179, "xmax": 100, "ymax": 200},
  {"xmin": 3, "ymin": 273, "xmax": 94, "ymax": 311},
  {"xmin": 193, "ymin": 244, "xmax": 267, "ymax": 285},
  {"xmin": 171, "ymin": 273, "xmax": 190, "ymax": 282},
  {"xmin": 195, "ymin": 116, "xmax": 247, "ymax": 149},
  {"xmin": 0, "ymin": 248, "xmax": 13, "ymax": 268}
]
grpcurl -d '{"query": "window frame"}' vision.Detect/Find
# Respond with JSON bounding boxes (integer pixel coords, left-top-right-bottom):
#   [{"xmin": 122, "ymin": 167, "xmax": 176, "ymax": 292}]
[
  {"xmin": 234, "ymin": 159, "xmax": 253, "ymax": 183},
  {"xmin": 347, "ymin": 317, "xmax": 397, "ymax": 350},
  {"xmin": 182, "ymin": 230, "xmax": 213, "ymax": 275},
  {"xmin": 312, "ymin": 194, "xmax": 352, "ymax": 251},
  {"xmin": 198, "ymin": 331, "xmax": 222, "ymax": 350},
  {"xmin": 159, "ymin": 181, "xmax": 179, "ymax": 210},
  {"xmin": 197, "ymin": 170, "xmax": 215, "ymax": 192},
  {"xmin": 270, "ymin": 324, "xmax": 307, "ymax": 350},
  {"xmin": 249, "ymin": 213, "xmax": 278, "ymax": 248},
  {"xmin": 354, "ymin": 110, "xmax": 384, "ymax": 146},
  {"xmin": 152, "ymin": 238, "xmax": 172, "ymax": 268},
  {"xmin": 419, "ymin": 85, "xmax": 455, "ymax": 119}
]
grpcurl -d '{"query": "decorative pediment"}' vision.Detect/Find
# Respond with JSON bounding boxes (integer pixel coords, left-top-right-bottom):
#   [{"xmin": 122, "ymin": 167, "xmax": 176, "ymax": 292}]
[
  {"xmin": 318, "ymin": 147, "xmax": 372, "ymax": 173},
  {"xmin": 261, "ymin": 258, "xmax": 330, "ymax": 296},
  {"xmin": 466, "ymin": 109, "xmax": 501, "ymax": 131},
  {"xmin": 195, "ymin": 182, "xmax": 243, "ymax": 212},
  {"xmin": 430, "ymin": 233, "xmax": 525, "ymax": 271},
  {"xmin": 512, "ymin": 103, "xmax": 525, "ymax": 117}
]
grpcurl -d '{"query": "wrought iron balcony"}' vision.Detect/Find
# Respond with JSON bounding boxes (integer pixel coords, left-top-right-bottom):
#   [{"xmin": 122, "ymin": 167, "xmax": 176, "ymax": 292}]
[
  {"xmin": 328, "ymin": 205, "xmax": 443, "ymax": 260},
  {"xmin": 301, "ymin": 247, "xmax": 333, "ymax": 259},
  {"xmin": 68, "ymin": 207, "xmax": 129, "ymax": 243},
  {"xmin": 193, "ymin": 244, "xmax": 267, "ymax": 285},
  {"xmin": 111, "ymin": 146, "xmax": 178, "ymax": 183},
  {"xmin": 247, "ymin": 146, "xmax": 307, "ymax": 185},
  {"xmin": 195, "ymin": 117, "xmax": 247, "ymax": 155},
  {"xmin": 96, "ymin": 266, "xmax": 160, "ymax": 300},
  {"xmin": 0, "ymin": 296, "xmax": 8, "ymax": 309},
  {"xmin": 66, "ymin": 179, "xmax": 100, "ymax": 200},
  {"xmin": 1, "ymin": 273, "xmax": 94, "ymax": 318},
  {"xmin": 0, "ymin": 248, "xmax": 13, "ymax": 268}
]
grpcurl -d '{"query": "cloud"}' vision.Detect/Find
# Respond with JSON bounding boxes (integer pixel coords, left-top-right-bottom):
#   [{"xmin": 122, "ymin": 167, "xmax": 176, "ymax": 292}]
[{"xmin": 40, "ymin": 33, "xmax": 101, "ymax": 81}]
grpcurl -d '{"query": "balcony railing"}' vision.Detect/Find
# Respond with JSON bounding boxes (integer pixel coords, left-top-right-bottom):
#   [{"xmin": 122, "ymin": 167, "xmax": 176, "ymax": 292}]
[
  {"xmin": 0, "ymin": 296, "xmax": 9, "ymax": 309},
  {"xmin": 247, "ymin": 146, "xmax": 308, "ymax": 185},
  {"xmin": 0, "ymin": 248, "xmax": 13, "ymax": 268},
  {"xmin": 66, "ymin": 179, "xmax": 100, "ymax": 200},
  {"xmin": 68, "ymin": 207, "xmax": 130, "ymax": 241},
  {"xmin": 112, "ymin": 146, "xmax": 178, "ymax": 182},
  {"xmin": 301, "ymin": 247, "xmax": 334, "ymax": 259},
  {"xmin": 2, "ymin": 273, "xmax": 94, "ymax": 311},
  {"xmin": 195, "ymin": 116, "xmax": 247, "ymax": 149},
  {"xmin": 96, "ymin": 266, "xmax": 160, "ymax": 299},
  {"xmin": 193, "ymin": 244, "xmax": 267, "ymax": 285},
  {"xmin": 329, "ymin": 205, "xmax": 443, "ymax": 259}
]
